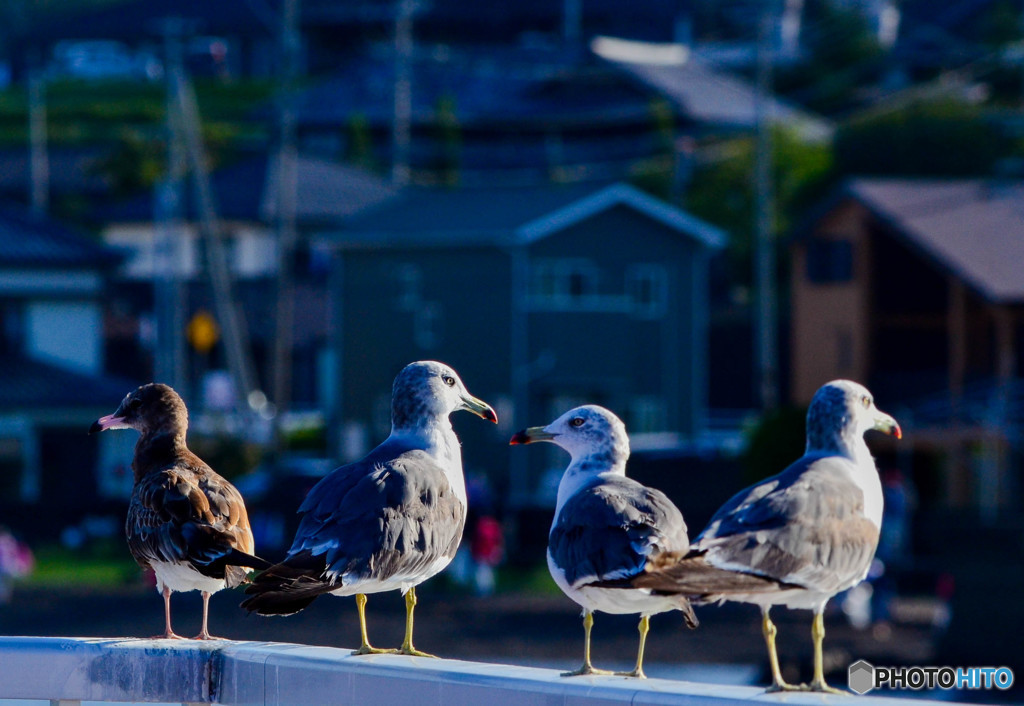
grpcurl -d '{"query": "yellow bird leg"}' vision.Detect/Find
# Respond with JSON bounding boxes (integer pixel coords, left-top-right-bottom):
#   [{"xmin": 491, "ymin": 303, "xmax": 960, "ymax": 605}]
[
  {"xmin": 761, "ymin": 608, "xmax": 801, "ymax": 692},
  {"xmin": 615, "ymin": 614, "xmax": 649, "ymax": 678},
  {"xmin": 562, "ymin": 610, "xmax": 612, "ymax": 677},
  {"xmin": 807, "ymin": 611, "xmax": 845, "ymax": 694},
  {"xmin": 398, "ymin": 587, "xmax": 438, "ymax": 658},
  {"xmin": 351, "ymin": 593, "xmax": 397, "ymax": 655}
]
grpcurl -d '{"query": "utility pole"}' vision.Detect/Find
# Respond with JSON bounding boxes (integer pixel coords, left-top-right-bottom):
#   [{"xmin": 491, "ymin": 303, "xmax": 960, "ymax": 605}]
[
  {"xmin": 754, "ymin": 3, "xmax": 779, "ymax": 411},
  {"xmin": 391, "ymin": 0, "xmax": 415, "ymax": 186},
  {"xmin": 155, "ymin": 20, "xmax": 189, "ymax": 394},
  {"xmin": 27, "ymin": 53, "xmax": 48, "ymax": 216},
  {"xmin": 167, "ymin": 34, "xmax": 262, "ymax": 419},
  {"xmin": 272, "ymin": 0, "xmax": 301, "ymax": 441}
]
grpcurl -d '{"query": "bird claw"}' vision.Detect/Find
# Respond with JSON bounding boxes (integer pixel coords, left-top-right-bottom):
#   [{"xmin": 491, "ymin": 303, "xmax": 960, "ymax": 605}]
[
  {"xmin": 192, "ymin": 633, "xmax": 223, "ymax": 641},
  {"xmin": 351, "ymin": 645, "xmax": 399, "ymax": 656},
  {"xmin": 397, "ymin": 646, "xmax": 439, "ymax": 658},
  {"xmin": 561, "ymin": 665, "xmax": 613, "ymax": 677},
  {"xmin": 614, "ymin": 669, "xmax": 647, "ymax": 679},
  {"xmin": 765, "ymin": 681, "xmax": 805, "ymax": 693},
  {"xmin": 150, "ymin": 632, "xmax": 186, "ymax": 640}
]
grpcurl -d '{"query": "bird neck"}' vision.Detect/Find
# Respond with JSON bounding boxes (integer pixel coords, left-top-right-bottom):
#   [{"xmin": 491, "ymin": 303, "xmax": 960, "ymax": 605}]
[
  {"xmin": 554, "ymin": 455, "xmax": 627, "ymax": 514},
  {"xmin": 133, "ymin": 429, "xmax": 187, "ymax": 481},
  {"xmin": 807, "ymin": 425, "xmax": 870, "ymax": 463},
  {"xmin": 390, "ymin": 418, "xmax": 466, "ymax": 500}
]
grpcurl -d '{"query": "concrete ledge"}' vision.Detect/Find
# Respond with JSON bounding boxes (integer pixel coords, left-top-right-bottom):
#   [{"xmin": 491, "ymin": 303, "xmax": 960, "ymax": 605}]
[{"xmin": 0, "ymin": 636, "xmax": 950, "ymax": 706}]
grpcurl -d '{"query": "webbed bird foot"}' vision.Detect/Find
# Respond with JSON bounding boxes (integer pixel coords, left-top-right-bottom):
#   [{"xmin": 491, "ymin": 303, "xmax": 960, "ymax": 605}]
[
  {"xmin": 351, "ymin": 644, "xmax": 399, "ymax": 656},
  {"xmin": 764, "ymin": 682, "xmax": 805, "ymax": 693},
  {"xmin": 561, "ymin": 664, "xmax": 613, "ymax": 677},
  {"xmin": 397, "ymin": 644, "xmax": 439, "ymax": 658},
  {"xmin": 614, "ymin": 668, "xmax": 647, "ymax": 679}
]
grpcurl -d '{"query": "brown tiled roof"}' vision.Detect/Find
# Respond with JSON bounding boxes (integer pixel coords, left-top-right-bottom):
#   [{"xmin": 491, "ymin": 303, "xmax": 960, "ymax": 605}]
[{"xmin": 848, "ymin": 178, "xmax": 1024, "ymax": 303}]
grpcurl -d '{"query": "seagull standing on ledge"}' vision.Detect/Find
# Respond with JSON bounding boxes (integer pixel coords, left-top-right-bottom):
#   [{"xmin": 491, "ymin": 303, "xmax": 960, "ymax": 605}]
[
  {"xmin": 90, "ymin": 383, "xmax": 265, "ymax": 640},
  {"xmin": 511, "ymin": 405, "xmax": 697, "ymax": 678},
  {"xmin": 618, "ymin": 380, "xmax": 901, "ymax": 692},
  {"xmin": 242, "ymin": 361, "xmax": 497, "ymax": 658}
]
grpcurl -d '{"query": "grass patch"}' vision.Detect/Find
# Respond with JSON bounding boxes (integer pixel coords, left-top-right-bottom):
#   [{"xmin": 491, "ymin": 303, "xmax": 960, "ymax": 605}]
[{"xmin": 25, "ymin": 541, "xmax": 140, "ymax": 589}]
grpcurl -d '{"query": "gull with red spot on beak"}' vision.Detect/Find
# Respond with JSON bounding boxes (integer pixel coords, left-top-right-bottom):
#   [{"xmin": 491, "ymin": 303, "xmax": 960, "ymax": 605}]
[
  {"xmin": 607, "ymin": 380, "xmax": 902, "ymax": 693},
  {"xmin": 511, "ymin": 404, "xmax": 697, "ymax": 679}
]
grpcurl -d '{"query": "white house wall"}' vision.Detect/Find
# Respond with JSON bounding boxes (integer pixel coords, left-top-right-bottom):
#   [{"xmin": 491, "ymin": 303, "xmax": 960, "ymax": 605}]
[
  {"xmin": 103, "ymin": 223, "xmax": 277, "ymax": 280},
  {"xmin": 25, "ymin": 300, "xmax": 103, "ymax": 374}
]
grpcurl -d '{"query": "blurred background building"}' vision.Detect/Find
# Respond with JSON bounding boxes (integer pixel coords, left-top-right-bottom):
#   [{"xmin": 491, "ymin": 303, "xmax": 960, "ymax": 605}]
[{"xmin": 0, "ymin": 0, "xmax": 1021, "ymax": 688}]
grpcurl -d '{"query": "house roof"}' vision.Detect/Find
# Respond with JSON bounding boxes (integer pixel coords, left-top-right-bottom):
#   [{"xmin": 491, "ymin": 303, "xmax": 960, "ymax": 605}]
[
  {"xmin": 324, "ymin": 182, "xmax": 727, "ymax": 250},
  {"xmin": 0, "ymin": 205, "xmax": 120, "ymax": 269},
  {"xmin": 845, "ymin": 178, "xmax": 1024, "ymax": 303},
  {"xmin": 0, "ymin": 146, "xmax": 113, "ymax": 199},
  {"xmin": 592, "ymin": 36, "xmax": 835, "ymax": 143},
  {"xmin": 105, "ymin": 154, "xmax": 396, "ymax": 225},
  {"xmin": 0, "ymin": 354, "xmax": 139, "ymax": 412},
  {"xmin": 291, "ymin": 45, "xmax": 656, "ymax": 130}
]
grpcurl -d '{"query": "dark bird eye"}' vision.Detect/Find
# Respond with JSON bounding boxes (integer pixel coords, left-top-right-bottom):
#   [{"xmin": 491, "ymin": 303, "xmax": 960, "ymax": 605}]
[
  {"xmin": 442, "ymin": 375, "xmax": 456, "ymax": 387},
  {"xmin": 569, "ymin": 417, "xmax": 585, "ymax": 428},
  {"xmin": 128, "ymin": 398, "xmax": 142, "ymax": 411}
]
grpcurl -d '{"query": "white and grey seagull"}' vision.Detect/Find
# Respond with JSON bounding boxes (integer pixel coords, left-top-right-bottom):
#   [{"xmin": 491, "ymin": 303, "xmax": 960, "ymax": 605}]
[
  {"xmin": 615, "ymin": 380, "xmax": 901, "ymax": 693},
  {"xmin": 510, "ymin": 405, "xmax": 697, "ymax": 678},
  {"xmin": 89, "ymin": 383, "xmax": 266, "ymax": 640},
  {"xmin": 242, "ymin": 361, "xmax": 497, "ymax": 657}
]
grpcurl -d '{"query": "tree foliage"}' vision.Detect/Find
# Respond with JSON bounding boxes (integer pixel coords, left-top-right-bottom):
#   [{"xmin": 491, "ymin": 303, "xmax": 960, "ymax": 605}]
[{"xmin": 835, "ymin": 99, "xmax": 1006, "ymax": 176}]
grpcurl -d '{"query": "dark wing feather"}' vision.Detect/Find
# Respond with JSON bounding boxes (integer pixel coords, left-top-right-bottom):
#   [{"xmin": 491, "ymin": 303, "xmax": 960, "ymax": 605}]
[
  {"xmin": 693, "ymin": 454, "xmax": 880, "ymax": 592},
  {"xmin": 550, "ymin": 476, "xmax": 689, "ymax": 588},
  {"xmin": 127, "ymin": 451, "xmax": 261, "ymax": 586},
  {"xmin": 242, "ymin": 444, "xmax": 465, "ymax": 616}
]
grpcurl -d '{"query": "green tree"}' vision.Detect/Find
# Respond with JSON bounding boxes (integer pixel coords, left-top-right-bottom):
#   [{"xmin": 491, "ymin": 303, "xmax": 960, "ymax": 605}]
[
  {"xmin": 835, "ymin": 99, "xmax": 1006, "ymax": 176},
  {"xmin": 775, "ymin": 0, "xmax": 885, "ymax": 114},
  {"xmin": 684, "ymin": 128, "xmax": 834, "ymax": 282}
]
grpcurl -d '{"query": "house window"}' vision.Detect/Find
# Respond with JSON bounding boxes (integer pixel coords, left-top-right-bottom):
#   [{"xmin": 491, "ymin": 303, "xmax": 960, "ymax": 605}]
[
  {"xmin": 531, "ymin": 259, "xmax": 598, "ymax": 304},
  {"xmin": 806, "ymin": 237, "xmax": 854, "ymax": 283},
  {"xmin": 0, "ymin": 303, "xmax": 22, "ymax": 355},
  {"xmin": 626, "ymin": 265, "xmax": 668, "ymax": 318}
]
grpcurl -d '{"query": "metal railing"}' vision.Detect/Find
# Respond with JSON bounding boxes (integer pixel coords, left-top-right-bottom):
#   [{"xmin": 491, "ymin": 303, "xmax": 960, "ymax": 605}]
[{"xmin": 0, "ymin": 636, "xmax": 950, "ymax": 706}]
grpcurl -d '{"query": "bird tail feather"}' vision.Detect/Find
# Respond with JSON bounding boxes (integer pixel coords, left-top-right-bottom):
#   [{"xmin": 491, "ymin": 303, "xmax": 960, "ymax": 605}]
[
  {"xmin": 240, "ymin": 552, "xmax": 335, "ymax": 616},
  {"xmin": 593, "ymin": 550, "xmax": 792, "ymax": 598}
]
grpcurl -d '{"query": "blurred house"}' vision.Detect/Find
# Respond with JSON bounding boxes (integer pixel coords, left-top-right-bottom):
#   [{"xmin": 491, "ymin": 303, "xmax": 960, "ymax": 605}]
[
  {"xmin": 0, "ymin": 205, "xmax": 135, "ymax": 536},
  {"xmin": 791, "ymin": 177, "xmax": 1024, "ymax": 518},
  {"xmin": 290, "ymin": 44, "xmax": 677, "ymax": 186},
  {"xmin": 592, "ymin": 35, "xmax": 835, "ymax": 143},
  {"xmin": 318, "ymin": 181, "xmax": 726, "ymax": 509},
  {"xmin": 98, "ymin": 153, "xmax": 398, "ymax": 407}
]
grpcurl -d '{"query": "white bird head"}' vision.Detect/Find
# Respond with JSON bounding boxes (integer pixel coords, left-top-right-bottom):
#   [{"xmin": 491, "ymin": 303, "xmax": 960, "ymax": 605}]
[
  {"xmin": 510, "ymin": 404, "xmax": 630, "ymax": 473},
  {"xmin": 806, "ymin": 380, "xmax": 901, "ymax": 456},
  {"xmin": 390, "ymin": 360, "xmax": 497, "ymax": 431}
]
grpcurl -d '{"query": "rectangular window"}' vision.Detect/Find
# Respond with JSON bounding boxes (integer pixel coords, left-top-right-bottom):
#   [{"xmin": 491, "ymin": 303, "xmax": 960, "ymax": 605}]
[
  {"xmin": 806, "ymin": 237, "xmax": 854, "ymax": 283},
  {"xmin": 530, "ymin": 259, "xmax": 598, "ymax": 304},
  {"xmin": 626, "ymin": 265, "xmax": 668, "ymax": 318}
]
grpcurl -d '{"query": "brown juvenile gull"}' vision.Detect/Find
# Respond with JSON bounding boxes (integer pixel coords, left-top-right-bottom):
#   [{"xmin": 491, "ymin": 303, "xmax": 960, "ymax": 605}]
[
  {"xmin": 510, "ymin": 405, "xmax": 697, "ymax": 678},
  {"xmin": 241, "ymin": 361, "xmax": 497, "ymax": 658},
  {"xmin": 89, "ymin": 383, "xmax": 266, "ymax": 640},
  {"xmin": 609, "ymin": 380, "xmax": 901, "ymax": 693}
]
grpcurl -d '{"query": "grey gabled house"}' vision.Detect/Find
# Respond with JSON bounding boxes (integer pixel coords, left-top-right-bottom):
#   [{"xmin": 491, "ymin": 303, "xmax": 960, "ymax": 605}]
[{"xmin": 319, "ymin": 181, "xmax": 725, "ymax": 509}]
